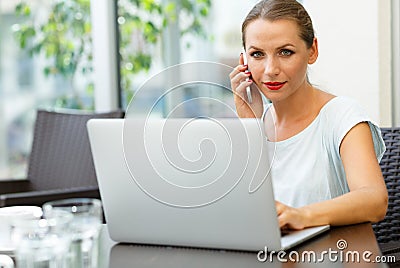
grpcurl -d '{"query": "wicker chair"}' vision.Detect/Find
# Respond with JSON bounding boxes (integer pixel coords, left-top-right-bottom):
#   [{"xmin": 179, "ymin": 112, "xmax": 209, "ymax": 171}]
[
  {"xmin": 0, "ymin": 109, "xmax": 124, "ymax": 207},
  {"xmin": 373, "ymin": 127, "xmax": 400, "ymax": 266}
]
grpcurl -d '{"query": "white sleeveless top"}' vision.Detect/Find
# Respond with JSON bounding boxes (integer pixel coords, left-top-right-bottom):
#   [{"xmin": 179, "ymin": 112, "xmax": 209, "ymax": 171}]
[{"xmin": 264, "ymin": 96, "xmax": 385, "ymax": 207}]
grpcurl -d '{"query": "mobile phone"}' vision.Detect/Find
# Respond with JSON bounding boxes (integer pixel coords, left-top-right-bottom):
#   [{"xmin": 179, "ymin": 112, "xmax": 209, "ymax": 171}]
[{"xmin": 242, "ymin": 50, "xmax": 252, "ymax": 103}]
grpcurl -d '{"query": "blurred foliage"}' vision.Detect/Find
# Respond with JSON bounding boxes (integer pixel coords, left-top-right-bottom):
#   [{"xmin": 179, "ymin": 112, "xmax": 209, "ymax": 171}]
[
  {"xmin": 13, "ymin": 0, "xmax": 211, "ymax": 110},
  {"xmin": 14, "ymin": 0, "xmax": 93, "ymax": 109}
]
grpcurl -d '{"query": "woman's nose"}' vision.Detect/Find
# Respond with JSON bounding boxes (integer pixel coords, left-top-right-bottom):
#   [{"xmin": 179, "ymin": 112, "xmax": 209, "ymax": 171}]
[{"xmin": 263, "ymin": 57, "xmax": 280, "ymax": 77}]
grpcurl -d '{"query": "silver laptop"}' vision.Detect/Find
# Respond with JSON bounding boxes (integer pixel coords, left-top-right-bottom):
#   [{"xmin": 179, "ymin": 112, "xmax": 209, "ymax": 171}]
[{"xmin": 87, "ymin": 118, "xmax": 329, "ymax": 251}]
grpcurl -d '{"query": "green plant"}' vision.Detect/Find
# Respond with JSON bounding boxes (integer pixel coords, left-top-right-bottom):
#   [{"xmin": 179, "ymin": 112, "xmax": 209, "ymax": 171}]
[
  {"xmin": 14, "ymin": 0, "xmax": 93, "ymax": 109},
  {"xmin": 13, "ymin": 0, "xmax": 211, "ymax": 110}
]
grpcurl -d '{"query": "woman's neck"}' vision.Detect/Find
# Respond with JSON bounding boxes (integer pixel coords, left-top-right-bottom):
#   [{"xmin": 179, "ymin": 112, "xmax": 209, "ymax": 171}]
[
  {"xmin": 272, "ymin": 83, "xmax": 318, "ymax": 126},
  {"xmin": 265, "ymin": 84, "xmax": 335, "ymax": 142}
]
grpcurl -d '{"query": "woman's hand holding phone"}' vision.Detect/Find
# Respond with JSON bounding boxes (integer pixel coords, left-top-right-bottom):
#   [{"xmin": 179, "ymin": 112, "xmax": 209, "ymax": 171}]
[{"xmin": 229, "ymin": 52, "xmax": 263, "ymax": 118}]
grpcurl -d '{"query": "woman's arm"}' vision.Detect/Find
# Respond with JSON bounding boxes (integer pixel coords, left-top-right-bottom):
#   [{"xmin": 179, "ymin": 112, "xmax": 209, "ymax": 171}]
[{"xmin": 277, "ymin": 122, "xmax": 388, "ymax": 229}]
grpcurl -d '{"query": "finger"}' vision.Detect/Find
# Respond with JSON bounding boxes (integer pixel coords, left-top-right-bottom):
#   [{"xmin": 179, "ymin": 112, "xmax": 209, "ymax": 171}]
[
  {"xmin": 229, "ymin": 64, "xmax": 248, "ymax": 80},
  {"xmin": 230, "ymin": 51, "xmax": 247, "ymax": 80},
  {"xmin": 275, "ymin": 201, "xmax": 284, "ymax": 215},
  {"xmin": 278, "ymin": 214, "xmax": 288, "ymax": 229},
  {"xmin": 239, "ymin": 52, "xmax": 245, "ymax": 65},
  {"xmin": 231, "ymin": 71, "xmax": 252, "ymax": 93},
  {"xmin": 234, "ymin": 79, "xmax": 253, "ymax": 98}
]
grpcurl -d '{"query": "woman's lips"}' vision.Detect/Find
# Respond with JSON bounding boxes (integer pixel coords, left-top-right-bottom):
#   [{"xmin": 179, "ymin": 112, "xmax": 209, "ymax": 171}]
[{"xmin": 264, "ymin": 81, "xmax": 286, "ymax": 91}]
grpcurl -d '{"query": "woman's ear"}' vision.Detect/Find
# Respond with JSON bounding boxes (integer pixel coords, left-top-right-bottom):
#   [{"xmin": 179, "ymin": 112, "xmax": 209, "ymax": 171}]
[{"xmin": 308, "ymin": 37, "xmax": 319, "ymax": 64}]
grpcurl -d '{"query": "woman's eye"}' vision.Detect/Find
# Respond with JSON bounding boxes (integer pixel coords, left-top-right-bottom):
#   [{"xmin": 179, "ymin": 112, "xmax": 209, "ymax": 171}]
[
  {"xmin": 250, "ymin": 51, "xmax": 263, "ymax": 58},
  {"xmin": 279, "ymin": 49, "xmax": 293, "ymax": 56}
]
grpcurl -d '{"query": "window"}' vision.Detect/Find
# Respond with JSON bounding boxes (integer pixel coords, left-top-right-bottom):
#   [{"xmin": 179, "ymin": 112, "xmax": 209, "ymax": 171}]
[
  {"xmin": 114, "ymin": 0, "xmax": 260, "ymax": 117},
  {"xmin": 0, "ymin": 0, "xmax": 94, "ymax": 179}
]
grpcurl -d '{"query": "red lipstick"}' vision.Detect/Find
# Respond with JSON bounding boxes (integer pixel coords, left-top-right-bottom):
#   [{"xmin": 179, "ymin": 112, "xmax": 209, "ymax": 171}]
[{"xmin": 264, "ymin": 82, "xmax": 286, "ymax": 91}]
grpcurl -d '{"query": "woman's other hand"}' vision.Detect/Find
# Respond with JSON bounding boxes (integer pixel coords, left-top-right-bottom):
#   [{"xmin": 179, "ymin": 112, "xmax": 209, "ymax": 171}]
[{"xmin": 276, "ymin": 201, "xmax": 309, "ymax": 230}]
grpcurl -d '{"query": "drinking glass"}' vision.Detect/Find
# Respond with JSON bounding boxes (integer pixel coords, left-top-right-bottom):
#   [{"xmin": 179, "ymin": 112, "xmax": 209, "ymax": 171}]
[
  {"xmin": 11, "ymin": 216, "xmax": 71, "ymax": 268},
  {"xmin": 0, "ymin": 206, "xmax": 42, "ymax": 250},
  {"xmin": 42, "ymin": 198, "xmax": 103, "ymax": 268}
]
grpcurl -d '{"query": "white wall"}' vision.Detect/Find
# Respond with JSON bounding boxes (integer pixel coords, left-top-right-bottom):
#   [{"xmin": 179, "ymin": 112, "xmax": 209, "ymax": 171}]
[
  {"xmin": 392, "ymin": 0, "xmax": 400, "ymax": 126},
  {"xmin": 303, "ymin": 0, "xmax": 392, "ymax": 126}
]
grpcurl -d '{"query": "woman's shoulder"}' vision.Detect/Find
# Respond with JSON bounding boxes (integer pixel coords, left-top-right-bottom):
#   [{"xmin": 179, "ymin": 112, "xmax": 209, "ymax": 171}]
[
  {"xmin": 320, "ymin": 95, "xmax": 365, "ymax": 117},
  {"xmin": 316, "ymin": 94, "xmax": 369, "ymax": 137},
  {"xmin": 317, "ymin": 94, "xmax": 385, "ymax": 161},
  {"xmin": 317, "ymin": 94, "xmax": 371, "ymax": 139}
]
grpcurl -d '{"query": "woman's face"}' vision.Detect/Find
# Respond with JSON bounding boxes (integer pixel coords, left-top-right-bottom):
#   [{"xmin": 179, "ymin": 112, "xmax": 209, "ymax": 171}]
[{"xmin": 244, "ymin": 19, "xmax": 318, "ymax": 102}]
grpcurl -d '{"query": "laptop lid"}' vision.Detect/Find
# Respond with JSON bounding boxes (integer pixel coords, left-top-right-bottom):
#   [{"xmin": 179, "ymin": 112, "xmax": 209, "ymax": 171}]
[{"xmin": 87, "ymin": 118, "xmax": 327, "ymax": 252}]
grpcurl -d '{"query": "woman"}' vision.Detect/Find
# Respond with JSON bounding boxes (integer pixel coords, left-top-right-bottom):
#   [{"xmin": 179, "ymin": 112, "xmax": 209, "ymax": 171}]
[{"xmin": 230, "ymin": 0, "xmax": 388, "ymax": 230}]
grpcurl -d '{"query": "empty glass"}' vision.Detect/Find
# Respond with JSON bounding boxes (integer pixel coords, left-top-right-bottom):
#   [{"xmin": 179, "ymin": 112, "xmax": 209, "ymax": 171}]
[
  {"xmin": 42, "ymin": 198, "xmax": 103, "ymax": 268},
  {"xmin": 11, "ymin": 216, "xmax": 71, "ymax": 268},
  {"xmin": 0, "ymin": 206, "xmax": 42, "ymax": 250}
]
